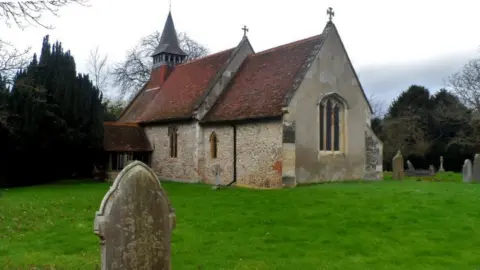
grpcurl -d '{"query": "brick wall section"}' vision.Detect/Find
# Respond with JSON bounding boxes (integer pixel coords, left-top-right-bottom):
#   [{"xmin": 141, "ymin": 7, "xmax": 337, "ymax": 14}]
[
  {"xmin": 236, "ymin": 121, "xmax": 283, "ymax": 188},
  {"xmin": 201, "ymin": 125, "xmax": 234, "ymax": 185},
  {"xmin": 144, "ymin": 123, "xmax": 199, "ymax": 182}
]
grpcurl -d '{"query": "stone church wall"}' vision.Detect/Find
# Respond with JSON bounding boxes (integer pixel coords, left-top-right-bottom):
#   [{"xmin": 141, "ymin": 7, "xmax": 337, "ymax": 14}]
[
  {"xmin": 201, "ymin": 125, "xmax": 234, "ymax": 185},
  {"xmin": 284, "ymin": 21, "xmax": 377, "ymax": 184},
  {"xmin": 235, "ymin": 121, "xmax": 283, "ymax": 188},
  {"xmin": 145, "ymin": 123, "xmax": 199, "ymax": 182},
  {"xmin": 364, "ymin": 126, "xmax": 383, "ymax": 180}
]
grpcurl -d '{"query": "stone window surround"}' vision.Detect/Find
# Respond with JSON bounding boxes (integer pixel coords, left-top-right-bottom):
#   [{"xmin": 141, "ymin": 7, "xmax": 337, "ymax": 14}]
[
  {"xmin": 317, "ymin": 92, "xmax": 349, "ymax": 156},
  {"xmin": 168, "ymin": 126, "xmax": 178, "ymax": 158},
  {"xmin": 209, "ymin": 132, "xmax": 218, "ymax": 159}
]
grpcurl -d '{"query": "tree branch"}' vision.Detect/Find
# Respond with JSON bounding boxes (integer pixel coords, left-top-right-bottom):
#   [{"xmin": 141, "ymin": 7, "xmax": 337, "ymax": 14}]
[{"xmin": 0, "ymin": 0, "xmax": 89, "ymax": 29}]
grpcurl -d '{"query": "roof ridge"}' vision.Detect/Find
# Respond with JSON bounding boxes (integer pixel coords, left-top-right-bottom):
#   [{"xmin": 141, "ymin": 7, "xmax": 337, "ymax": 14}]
[
  {"xmin": 254, "ymin": 34, "xmax": 322, "ymax": 56},
  {"xmin": 177, "ymin": 47, "xmax": 235, "ymax": 67}
]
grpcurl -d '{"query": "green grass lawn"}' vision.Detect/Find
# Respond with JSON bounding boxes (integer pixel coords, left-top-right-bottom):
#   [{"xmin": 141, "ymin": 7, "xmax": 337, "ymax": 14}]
[{"xmin": 1, "ymin": 175, "xmax": 480, "ymax": 269}]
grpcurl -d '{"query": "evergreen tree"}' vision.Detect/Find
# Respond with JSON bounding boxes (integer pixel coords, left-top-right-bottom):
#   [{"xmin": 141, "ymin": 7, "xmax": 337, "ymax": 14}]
[{"xmin": 0, "ymin": 35, "xmax": 105, "ymax": 187}]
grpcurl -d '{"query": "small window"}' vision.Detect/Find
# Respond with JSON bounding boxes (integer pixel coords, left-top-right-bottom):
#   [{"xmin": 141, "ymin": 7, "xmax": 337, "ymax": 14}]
[
  {"xmin": 210, "ymin": 132, "xmax": 218, "ymax": 159},
  {"xmin": 319, "ymin": 96, "xmax": 345, "ymax": 152},
  {"xmin": 169, "ymin": 126, "xmax": 178, "ymax": 158}
]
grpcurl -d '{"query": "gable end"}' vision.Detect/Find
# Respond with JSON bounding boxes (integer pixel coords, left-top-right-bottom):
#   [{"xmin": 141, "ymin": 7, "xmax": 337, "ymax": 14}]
[
  {"xmin": 193, "ymin": 37, "xmax": 255, "ymax": 113},
  {"xmin": 329, "ymin": 23, "xmax": 373, "ymax": 113},
  {"xmin": 282, "ymin": 35, "xmax": 328, "ymax": 107}
]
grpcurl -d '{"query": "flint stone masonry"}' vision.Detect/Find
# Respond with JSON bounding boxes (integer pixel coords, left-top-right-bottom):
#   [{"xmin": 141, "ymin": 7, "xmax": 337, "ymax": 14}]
[
  {"xmin": 236, "ymin": 121, "xmax": 283, "ymax": 188},
  {"xmin": 201, "ymin": 125, "xmax": 233, "ymax": 185},
  {"xmin": 145, "ymin": 123, "xmax": 199, "ymax": 182},
  {"xmin": 463, "ymin": 159, "xmax": 472, "ymax": 183},
  {"xmin": 94, "ymin": 161, "xmax": 175, "ymax": 270},
  {"xmin": 364, "ymin": 127, "xmax": 383, "ymax": 180}
]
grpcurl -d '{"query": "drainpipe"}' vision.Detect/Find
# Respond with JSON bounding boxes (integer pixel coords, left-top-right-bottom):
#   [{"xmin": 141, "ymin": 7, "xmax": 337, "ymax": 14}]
[{"xmin": 225, "ymin": 124, "xmax": 237, "ymax": 186}]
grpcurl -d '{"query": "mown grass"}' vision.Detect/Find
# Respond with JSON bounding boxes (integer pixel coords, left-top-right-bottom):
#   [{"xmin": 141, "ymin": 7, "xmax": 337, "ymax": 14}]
[{"xmin": 1, "ymin": 174, "xmax": 480, "ymax": 269}]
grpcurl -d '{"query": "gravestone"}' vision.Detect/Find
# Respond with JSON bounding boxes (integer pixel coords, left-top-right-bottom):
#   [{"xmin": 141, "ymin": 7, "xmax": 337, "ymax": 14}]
[
  {"xmin": 463, "ymin": 159, "xmax": 472, "ymax": 183},
  {"xmin": 438, "ymin": 156, "xmax": 445, "ymax": 172},
  {"xmin": 429, "ymin": 165, "xmax": 435, "ymax": 175},
  {"xmin": 94, "ymin": 161, "xmax": 176, "ymax": 270},
  {"xmin": 392, "ymin": 150, "xmax": 404, "ymax": 180},
  {"xmin": 406, "ymin": 160, "xmax": 415, "ymax": 171},
  {"xmin": 473, "ymin": 154, "xmax": 480, "ymax": 183}
]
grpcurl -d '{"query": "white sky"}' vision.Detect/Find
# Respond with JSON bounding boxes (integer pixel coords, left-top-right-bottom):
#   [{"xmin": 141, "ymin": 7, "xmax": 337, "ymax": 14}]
[{"xmin": 2, "ymin": 0, "xmax": 480, "ymax": 104}]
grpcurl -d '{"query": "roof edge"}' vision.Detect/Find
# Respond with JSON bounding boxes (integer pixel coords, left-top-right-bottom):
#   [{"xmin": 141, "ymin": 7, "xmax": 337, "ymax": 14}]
[
  {"xmin": 117, "ymin": 79, "xmax": 150, "ymax": 121},
  {"xmin": 192, "ymin": 37, "xmax": 254, "ymax": 111},
  {"xmin": 139, "ymin": 116, "xmax": 194, "ymax": 125},
  {"xmin": 282, "ymin": 33, "xmax": 326, "ymax": 106},
  {"xmin": 328, "ymin": 22, "xmax": 373, "ymax": 114},
  {"xmin": 200, "ymin": 115, "xmax": 282, "ymax": 125}
]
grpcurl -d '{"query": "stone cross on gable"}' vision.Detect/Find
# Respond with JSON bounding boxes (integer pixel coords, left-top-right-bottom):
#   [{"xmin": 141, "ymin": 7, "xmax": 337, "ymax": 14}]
[
  {"xmin": 327, "ymin": 7, "xmax": 335, "ymax": 22},
  {"xmin": 242, "ymin": 25, "xmax": 249, "ymax": 37}
]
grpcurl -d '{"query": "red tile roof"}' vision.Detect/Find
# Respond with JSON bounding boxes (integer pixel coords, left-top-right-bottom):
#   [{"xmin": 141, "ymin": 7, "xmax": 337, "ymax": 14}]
[
  {"xmin": 118, "ymin": 84, "xmax": 156, "ymax": 122},
  {"xmin": 103, "ymin": 122, "xmax": 152, "ymax": 152},
  {"xmin": 203, "ymin": 34, "xmax": 324, "ymax": 122},
  {"xmin": 137, "ymin": 48, "xmax": 235, "ymax": 123}
]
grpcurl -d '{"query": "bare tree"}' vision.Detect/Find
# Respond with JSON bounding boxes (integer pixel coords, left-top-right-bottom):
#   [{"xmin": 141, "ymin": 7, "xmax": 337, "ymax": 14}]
[
  {"xmin": 446, "ymin": 57, "xmax": 480, "ymax": 112},
  {"xmin": 112, "ymin": 31, "xmax": 209, "ymax": 99},
  {"xmin": 0, "ymin": 39, "xmax": 29, "ymax": 84},
  {"xmin": 367, "ymin": 92, "xmax": 386, "ymax": 118},
  {"xmin": 0, "ymin": 0, "xmax": 89, "ymax": 81},
  {"xmin": 0, "ymin": 0, "xmax": 89, "ymax": 28},
  {"xmin": 87, "ymin": 46, "xmax": 109, "ymax": 93}
]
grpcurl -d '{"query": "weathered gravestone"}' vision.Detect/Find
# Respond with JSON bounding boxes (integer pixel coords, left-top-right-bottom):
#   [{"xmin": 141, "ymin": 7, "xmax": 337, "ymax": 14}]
[
  {"xmin": 438, "ymin": 156, "xmax": 445, "ymax": 172},
  {"xmin": 473, "ymin": 154, "xmax": 480, "ymax": 183},
  {"xmin": 94, "ymin": 161, "xmax": 176, "ymax": 270},
  {"xmin": 406, "ymin": 160, "xmax": 415, "ymax": 171},
  {"xmin": 392, "ymin": 150, "xmax": 404, "ymax": 180},
  {"xmin": 463, "ymin": 159, "xmax": 472, "ymax": 183}
]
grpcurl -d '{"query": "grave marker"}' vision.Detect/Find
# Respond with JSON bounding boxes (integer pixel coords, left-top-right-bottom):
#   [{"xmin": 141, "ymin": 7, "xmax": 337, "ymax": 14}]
[
  {"xmin": 392, "ymin": 150, "xmax": 404, "ymax": 180},
  {"xmin": 438, "ymin": 156, "xmax": 445, "ymax": 172},
  {"xmin": 473, "ymin": 154, "xmax": 480, "ymax": 183},
  {"xmin": 94, "ymin": 161, "xmax": 176, "ymax": 270},
  {"xmin": 463, "ymin": 159, "xmax": 472, "ymax": 183},
  {"xmin": 407, "ymin": 160, "xmax": 415, "ymax": 171}
]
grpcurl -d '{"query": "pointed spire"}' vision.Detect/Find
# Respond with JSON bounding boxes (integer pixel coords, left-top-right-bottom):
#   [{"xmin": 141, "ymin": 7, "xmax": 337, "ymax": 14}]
[{"xmin": 152, "ymin": 11, "xmax": 186, "ymax": 57}]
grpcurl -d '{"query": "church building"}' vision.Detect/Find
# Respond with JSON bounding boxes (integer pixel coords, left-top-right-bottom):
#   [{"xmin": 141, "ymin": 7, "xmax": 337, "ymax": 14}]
[{"xmin": 104, "ymin": 9, "xmax": 383, "ymax": 188}]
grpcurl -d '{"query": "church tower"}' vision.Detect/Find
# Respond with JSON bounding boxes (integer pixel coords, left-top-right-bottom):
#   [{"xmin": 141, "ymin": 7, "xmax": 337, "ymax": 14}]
[{"xmin": 151, "ymin": 11, "xmax": 187, "ymax": 85}]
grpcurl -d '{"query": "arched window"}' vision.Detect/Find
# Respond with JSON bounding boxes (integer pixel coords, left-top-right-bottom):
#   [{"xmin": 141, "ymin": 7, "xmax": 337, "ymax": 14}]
[
  {"xmin": 169, "ymin": 126, "xmax": 178, "ymax": 158},
  {"xmin": 319, "ymin": 95, "xmax": 346, "ymax": 152},
  {"xmin": 210, "ymin": 132, "xmax": 218, "ymax": 159}
]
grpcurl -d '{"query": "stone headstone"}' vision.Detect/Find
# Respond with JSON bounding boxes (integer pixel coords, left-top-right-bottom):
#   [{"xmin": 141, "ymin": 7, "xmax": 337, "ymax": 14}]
[
  {"xmin": 463, "ymin": 159, "xmax": 472, "ymax": 183},
  {"xmin": 438, "ymin": 156, "xmax": 445, "ymax": 172},
  {"xmin": 428, "ymin": 165, "xmax": 435, "ymax": 175},
  {"xmin": 406, "ymin": 160, "xmax": 415, "ymax": 171},
  {"xmin": 392, "ymin": 150, "xmax": 404, "ymax": 180},
  {"xmin": 94, "ymin": 161, "xmax": 176, "ymax": 270},
  {"xmin": 473, "ymin": 154, "xmax": 480, "ymax": 183}
]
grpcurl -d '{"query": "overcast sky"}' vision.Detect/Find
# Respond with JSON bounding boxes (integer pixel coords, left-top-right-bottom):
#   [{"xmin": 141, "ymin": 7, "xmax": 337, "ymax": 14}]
[{"xmin": 2, "ymin": 0, "xmax": 480, "ymax": 106}]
